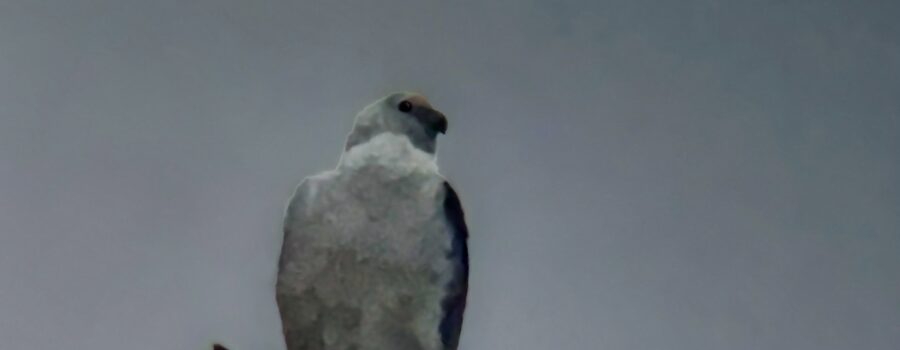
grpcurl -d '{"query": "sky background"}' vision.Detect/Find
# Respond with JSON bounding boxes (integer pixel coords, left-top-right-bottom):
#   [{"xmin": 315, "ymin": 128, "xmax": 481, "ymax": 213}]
[{"xmin": 1, "ymin": 1, "xmax": 899, "ymax": 349}]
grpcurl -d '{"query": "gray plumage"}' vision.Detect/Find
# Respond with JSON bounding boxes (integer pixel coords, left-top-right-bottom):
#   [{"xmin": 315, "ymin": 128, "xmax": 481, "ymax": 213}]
[{"xmin": 275, "ymin": 92, "xmax": 469, "ymax": 350}]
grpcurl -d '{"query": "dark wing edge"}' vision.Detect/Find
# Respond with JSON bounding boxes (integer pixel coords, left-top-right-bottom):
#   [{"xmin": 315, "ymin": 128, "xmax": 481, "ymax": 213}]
[{"xmin": 439, "ymin": 181, "xmax": 470, "ymax": 350}]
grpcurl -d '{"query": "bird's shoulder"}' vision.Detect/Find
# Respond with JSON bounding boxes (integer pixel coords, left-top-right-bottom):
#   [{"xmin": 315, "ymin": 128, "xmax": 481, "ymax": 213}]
[
  {"xmin": 440, "ymin": 181, "xmax": 468, "ymax": 240},
  {"xmin": 284, "ymin": 171, "xmax": 338, "ymax": 222}
]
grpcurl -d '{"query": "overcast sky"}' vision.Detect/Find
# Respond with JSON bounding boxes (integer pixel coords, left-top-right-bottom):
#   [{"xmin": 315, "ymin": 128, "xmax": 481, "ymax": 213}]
[{"xmin": 1, "ymin": 1, "xmax": 898, "ymax": 349}]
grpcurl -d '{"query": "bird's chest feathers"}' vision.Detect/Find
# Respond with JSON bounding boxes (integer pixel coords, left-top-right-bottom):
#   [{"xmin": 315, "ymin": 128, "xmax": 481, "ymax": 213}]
[{"xmin": 313, "ymin": 133, "xmax": 448, "ymax": 265}]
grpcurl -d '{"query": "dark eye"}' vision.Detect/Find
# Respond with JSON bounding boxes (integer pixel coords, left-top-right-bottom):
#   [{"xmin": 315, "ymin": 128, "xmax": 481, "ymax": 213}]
[{"xmin": 398, "ymin": 100, "xmax": 413, "ymax": 113}]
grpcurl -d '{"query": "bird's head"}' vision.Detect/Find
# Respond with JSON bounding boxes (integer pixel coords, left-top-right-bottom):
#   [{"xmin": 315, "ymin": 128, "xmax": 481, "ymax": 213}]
[{"xmin": 345, "ymin": 92, "xmax": 448, "ymax": 154}]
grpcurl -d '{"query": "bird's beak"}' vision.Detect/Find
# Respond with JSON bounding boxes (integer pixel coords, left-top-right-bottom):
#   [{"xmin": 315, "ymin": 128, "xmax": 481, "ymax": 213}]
[{"xmin": 413, "ymin": 106, "xmax": 448, "ymax": 135}]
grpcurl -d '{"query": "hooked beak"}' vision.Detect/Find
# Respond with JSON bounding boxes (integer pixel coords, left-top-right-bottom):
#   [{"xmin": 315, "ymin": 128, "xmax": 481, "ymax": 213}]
[{"xmin": 412, "ymin": 106, "xmax": 448, "ymax": 135}]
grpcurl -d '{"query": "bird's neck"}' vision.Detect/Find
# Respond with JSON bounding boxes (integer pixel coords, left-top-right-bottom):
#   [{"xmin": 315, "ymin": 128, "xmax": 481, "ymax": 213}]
[{"xmin": 338, "ymin": 132, "xmax": 439, "ymax": 175}]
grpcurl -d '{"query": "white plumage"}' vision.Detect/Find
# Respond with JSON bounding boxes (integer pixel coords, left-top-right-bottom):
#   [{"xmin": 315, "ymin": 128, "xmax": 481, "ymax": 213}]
[{"xmin": 275, "ymin": 93, "xmax": 469, "ymax": 350}]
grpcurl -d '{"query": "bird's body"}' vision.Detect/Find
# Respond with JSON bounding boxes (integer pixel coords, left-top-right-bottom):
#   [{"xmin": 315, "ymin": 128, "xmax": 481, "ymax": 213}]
[{"xmin": 275, "ymin": 93, "xmax": 468, "ymax": 350}]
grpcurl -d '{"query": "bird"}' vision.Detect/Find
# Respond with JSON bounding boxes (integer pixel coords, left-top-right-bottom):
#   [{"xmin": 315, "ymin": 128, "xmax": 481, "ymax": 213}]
[{"xmin": 273, "ymin": 92, "xmax": 470, "ymax": 350}]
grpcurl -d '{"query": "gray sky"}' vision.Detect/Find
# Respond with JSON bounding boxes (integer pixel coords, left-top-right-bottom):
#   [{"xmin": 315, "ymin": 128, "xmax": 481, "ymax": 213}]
[{"xmin": 1, "ymin": 1, "xmax": 898, "ymax": 349}]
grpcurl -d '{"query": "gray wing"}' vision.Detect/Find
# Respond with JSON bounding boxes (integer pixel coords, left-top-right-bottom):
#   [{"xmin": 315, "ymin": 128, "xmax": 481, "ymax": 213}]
[
  {"xmin": 439, "ymin": 181, "xmax": 469, "ymax": 350},
  {"xmin": 276, "ymin": 178, "xmax": 319, "ymax": 350}
]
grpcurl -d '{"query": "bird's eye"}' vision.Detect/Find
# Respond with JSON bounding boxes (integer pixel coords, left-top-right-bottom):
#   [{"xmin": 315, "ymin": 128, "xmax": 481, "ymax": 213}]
[{"xmin": 398, "ymin": 101, "xmax": 413, "ymax": 113}]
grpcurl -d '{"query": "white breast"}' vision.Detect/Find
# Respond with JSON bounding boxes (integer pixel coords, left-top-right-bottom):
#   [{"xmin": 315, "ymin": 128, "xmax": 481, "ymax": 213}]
[{"xmin": 277, "ymin": 132, "xmax": 453, "ymax": 350}]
